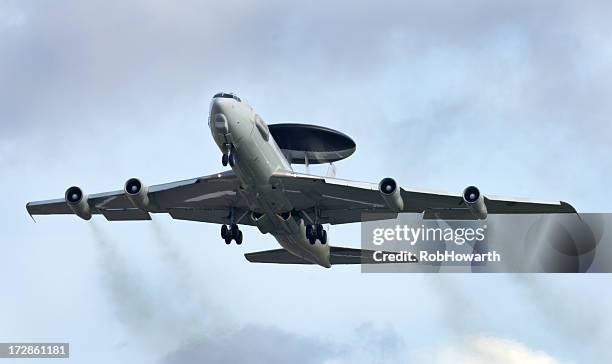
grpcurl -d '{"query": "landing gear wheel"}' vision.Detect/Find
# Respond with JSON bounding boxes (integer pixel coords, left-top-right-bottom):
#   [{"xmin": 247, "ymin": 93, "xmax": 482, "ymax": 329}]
[
  {"xmin": 224, "ymin": 237, "xmax": 232, "ymax": 245},
  {"xmin": 230, "ymin": 224, "xmax": 238, "ymax": 236},
  {"xmin": 236, "ymin": 230, "xmax": 243, "ymax": 245},
  {"xmin": 228, "ymin": 152, "xmax": 236, "ymax": 167},
  {"xmin": 221, "ymin": 224, "xmax": 229, "ymax": 239},
  {"xmin": 306, "ymin": 225, "xmax": 313, "ymax": 239},
  {"xmin": 316, "ymin": 224, "xmax": 323, "ymax": 238},
  {"xmin": 306, "ymin": 224, "xmax": 326, "ymax": 244},
  {"xmin": 221, "ymin": 153, "xmax": 229, "ymax": 166},
  {"xmin": 320, "ymin": 229, "xmax": 327, "ymax": 245}
]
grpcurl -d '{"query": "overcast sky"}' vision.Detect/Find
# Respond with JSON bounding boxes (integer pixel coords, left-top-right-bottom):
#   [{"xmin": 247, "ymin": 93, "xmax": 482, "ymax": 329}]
[{"xmin": 2, "ymin": 1, "xmax": 612, "ymax": 363}]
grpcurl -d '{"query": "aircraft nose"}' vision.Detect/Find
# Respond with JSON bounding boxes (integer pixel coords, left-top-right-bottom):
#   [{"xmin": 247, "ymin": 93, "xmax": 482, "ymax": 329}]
[
  {"xmin": 210, "ymin": 97, "xmax": 228, "ymax": 116},
  {"xmin": 210, "ymin": 98, "xmax": 232, "ymax": 134}
]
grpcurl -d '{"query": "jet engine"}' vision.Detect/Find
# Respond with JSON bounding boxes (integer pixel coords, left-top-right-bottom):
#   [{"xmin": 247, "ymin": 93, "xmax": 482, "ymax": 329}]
[
  {"xmin": 124, "ymin": 178, "xmax": 150, "ymax": 210},
  {"xmin": 463, "ymin": 185, "xmax": 488, "ymax": 220},
  {"xmin": 276, "ymin": 211, "xmax": 292, "ymax": 221},
  {"xmin": 379, "ymin": 177, "xmax": 404, "ymax": 211},
  {"xmin": 251, "ymin": 211, "xmax": 265, "ymax": 222},
  {"xmin": 250, "ymin": 211, "xmax": 275, "ymax": 234},
  {"xmin": 65, "ymin": 186, "xmax": 92, "ymax": 220}
]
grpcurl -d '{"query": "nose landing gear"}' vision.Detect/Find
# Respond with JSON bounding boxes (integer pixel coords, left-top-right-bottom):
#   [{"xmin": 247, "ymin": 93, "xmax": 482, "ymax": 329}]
[
  {"xmin": 228, "ymin": 153, "xmax": 236, "ymax": 167},
  {"xmin": 221, "ymin": 224, "xmax": 243, "ymax": 244},
  {"xmin": 306, "ymin": 224, "xmax": 327, "ymax": 245},
  {"xmin": 221, "ymin": 145, "xmax": 236, "ymax": 167}
]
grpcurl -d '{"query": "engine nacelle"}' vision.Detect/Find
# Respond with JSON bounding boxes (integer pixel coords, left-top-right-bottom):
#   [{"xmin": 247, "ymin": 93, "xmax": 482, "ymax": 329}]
[
  {"xmin": 378, "ymin": 177, "xmax": 404, "ymax": 211},
  {"xmin": 276, "ymin": 210, "xmax": 292, "ymax": 221},
  {"xmin": 463, "ymin": 185, "xmax": 488, "ymax": 220},
  {"xmin": 65, "ymin": 186, "xmax": 92, "ymax": 220},
  {"xmin": 124, "ymin": 178, "xmax": 150, "ymax": 210},
  {"xmin": 251, "ymin": 211, "xmax": 275, "ymax": 234},
  {"xmin": 251, "ymin": 211, "xmax": 265, "ymax": 222}
]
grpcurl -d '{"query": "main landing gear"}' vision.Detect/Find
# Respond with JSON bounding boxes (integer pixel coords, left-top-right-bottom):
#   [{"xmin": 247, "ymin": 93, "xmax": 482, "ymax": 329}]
[
  {"xmin": 306, "ymin": 224, "xmax": 327, "ymax": 245},
  {"xmin": 221, "ymin": 224, "xmax": 242, "ymax": 245},
  {"xmin": 221, "ymin": 145, "xmax": 236, "ymax": 167}
]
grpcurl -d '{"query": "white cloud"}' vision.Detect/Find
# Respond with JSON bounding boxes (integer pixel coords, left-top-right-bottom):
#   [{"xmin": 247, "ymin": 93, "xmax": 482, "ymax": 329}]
[{"xmin": 413, "ymin": 336, "xmax": 567, "ymax": 364}]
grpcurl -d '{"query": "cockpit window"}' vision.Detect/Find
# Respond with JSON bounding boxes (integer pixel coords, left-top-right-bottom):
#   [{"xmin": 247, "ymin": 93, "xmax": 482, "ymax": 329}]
[{"xmin": 213, "ymin": 92, "xmax": 241, "ymax": 102}]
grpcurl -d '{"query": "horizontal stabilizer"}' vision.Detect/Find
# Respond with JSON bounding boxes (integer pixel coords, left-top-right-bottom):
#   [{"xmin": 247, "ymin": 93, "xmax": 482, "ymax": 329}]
[
  {"xmin": 245, "ymin": 249, "xmax": 313, "ymax": 264},
  {"xmin": 244, "ymin": 246, "xmax": 408, "ymax": 265}
]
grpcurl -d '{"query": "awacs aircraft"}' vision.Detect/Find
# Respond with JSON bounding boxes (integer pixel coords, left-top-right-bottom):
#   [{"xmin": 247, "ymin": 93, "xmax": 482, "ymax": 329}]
[{"xmin": 27, "ymin": 92, "xmax": 576, "ymax": 267}]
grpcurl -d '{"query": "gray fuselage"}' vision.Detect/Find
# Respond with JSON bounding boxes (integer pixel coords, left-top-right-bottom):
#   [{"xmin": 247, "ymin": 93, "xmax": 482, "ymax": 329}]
[{"xmin": 209, "ymin": 96, "xmax": 331, "ymax": 267}]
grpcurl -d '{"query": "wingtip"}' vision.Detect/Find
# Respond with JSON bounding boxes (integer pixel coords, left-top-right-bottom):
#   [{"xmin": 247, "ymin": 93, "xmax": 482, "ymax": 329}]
[
  {"xmin": 560, "ymin": 201, "xmax": 577, "ymax": 213},
  {"xmin": 243, "ymin": 253, "xmax": 259, "ymax": 263},
  {"xmin": 25, "ymin": 202, "xmax": 37, "ymax": 223}
]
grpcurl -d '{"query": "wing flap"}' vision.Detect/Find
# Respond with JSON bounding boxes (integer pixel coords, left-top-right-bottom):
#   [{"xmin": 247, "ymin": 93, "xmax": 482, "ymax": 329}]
[
  {"xmin": 88, "ymin": 191, "xmax": 131, "ymax": 210},
  {"xmin": 484, "ymin": 197, "xmax": 575, "ymax": 214},
  {"xmin": 422, "ymin": 208, "xmax": 477, "ymax": 220},
  {"xmin": 101, "ymin": 208, "xmax": 152, "ymax": 221},
  {"xmin": 168, "ymin": 208, "xmax": 254, "ymax": 226},
  {"xmin": 321, "ymin": 209, "xmax": 397, "ymax": 224}
]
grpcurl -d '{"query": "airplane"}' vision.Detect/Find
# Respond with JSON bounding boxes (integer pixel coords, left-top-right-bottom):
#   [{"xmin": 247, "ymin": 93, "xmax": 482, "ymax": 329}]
[{"xmin": 26, "ymin": 92, "xmax": 577, "ymax": 268}]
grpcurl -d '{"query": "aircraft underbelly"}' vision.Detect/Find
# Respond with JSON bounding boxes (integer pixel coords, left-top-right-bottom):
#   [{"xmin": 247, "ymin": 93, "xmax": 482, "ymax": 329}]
[
  {"xmin": 241, "ymin": 185, "xmax": 330, "ymax": 266},
  {"xmin": 274, "ymin": 231, "xmax": 331, "ymax": 268},
  {"xmin": 213, "ymin": 103, "xmax": 330, "ymax": 267}
]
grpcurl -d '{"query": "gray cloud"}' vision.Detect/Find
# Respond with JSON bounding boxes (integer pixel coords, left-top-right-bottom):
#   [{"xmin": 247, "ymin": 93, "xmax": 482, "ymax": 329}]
[
  {"xmin": 7, "ymin": 0, "xmax": 611, "ymax": 209},
  {"xmin": 164, "ymin": 325, "xmax": 334, "ymax": 364},
  {"xmin": 164, "ymin": 321, "xmax": 406, "ymax": 364},
  {"xmin": 3, "ymin": 1, "xmax": 612, "ymax": 136}
]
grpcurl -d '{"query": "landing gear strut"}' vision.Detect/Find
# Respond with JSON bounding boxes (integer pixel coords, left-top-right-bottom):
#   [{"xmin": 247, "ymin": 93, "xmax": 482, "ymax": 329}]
[
  {"xmin": 221, "ymin": 145, "xmax": 236, "ymax": 167},
  {"xmin": 221, "ymin": 223, "xmax": 242, "ymax": 245},
  {"xmin": 306, "ymin": 224, "xmax": 327, "ymax": 245}
]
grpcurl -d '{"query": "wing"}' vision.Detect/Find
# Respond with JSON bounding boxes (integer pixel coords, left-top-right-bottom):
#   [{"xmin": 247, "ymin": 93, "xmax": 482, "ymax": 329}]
[
  {"xmin": 269, "ymin": 171, "xmax": 576, "ymax": 224},
  {"xmin": 26, "ymin": 171, "xmax": 255, "ymax": 225}
]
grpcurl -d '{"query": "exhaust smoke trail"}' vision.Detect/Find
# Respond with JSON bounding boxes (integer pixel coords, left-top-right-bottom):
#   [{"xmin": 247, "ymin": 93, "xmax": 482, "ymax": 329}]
[
  {"xmin": 87, "ymin": 221, "xmax": 218, "ymax": 356},
  {"xmin": 428, "ymin": 275, "xmax": 484, "ymax": 337},
  {"xmin": 88, "ymin": 221, "xmax": 155, "ymax": 333}
]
